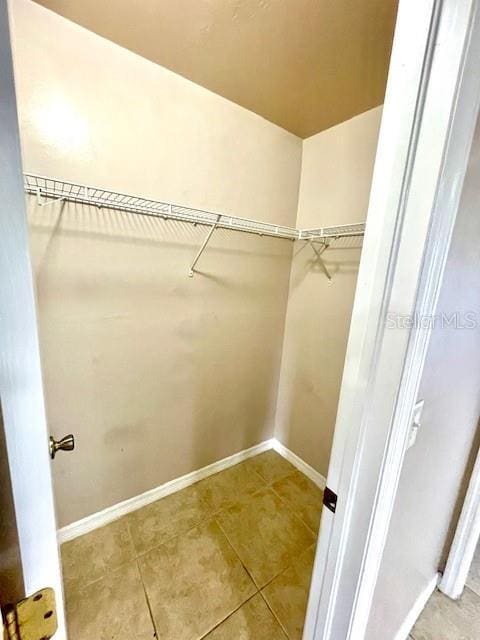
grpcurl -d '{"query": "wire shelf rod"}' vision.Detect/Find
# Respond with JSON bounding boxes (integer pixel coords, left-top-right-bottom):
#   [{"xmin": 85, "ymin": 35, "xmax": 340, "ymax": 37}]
[
  {"xmin": 299, "ymin": 222, "xmax": 366, "ymax": 241},
  {"xmin": 23, "ymin": 173, "xmax": 366, "ymax": 243},
  {"xmin": 24, "ymin": 173, "xmax": 298, "ymax": 241}
]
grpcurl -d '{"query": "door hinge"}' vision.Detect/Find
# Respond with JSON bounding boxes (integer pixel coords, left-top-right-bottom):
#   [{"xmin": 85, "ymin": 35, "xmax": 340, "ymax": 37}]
[
  {"xmin": 3, "ymin": 588, "xmax": 57, "ymax": 640},
  {"xmin": 323, "ymin": 486, "xmax": 338, "ymax": 513}
]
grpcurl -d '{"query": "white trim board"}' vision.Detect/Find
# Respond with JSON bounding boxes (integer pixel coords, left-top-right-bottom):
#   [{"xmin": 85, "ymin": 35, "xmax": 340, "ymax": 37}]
[
  {"xmin": 440, "ymin": 444, "xmax": 480, "ymax": 599},
  {"xmin": 272, "ymin": 438, "xmax": 327, "ymax": 490},
  {"xmin": 394, "ymin": 573, "xmax": 440, "ymax": 640},
  {"xmin": 58, "ymin": 438, "xmax": 326, "ymax": 543}
]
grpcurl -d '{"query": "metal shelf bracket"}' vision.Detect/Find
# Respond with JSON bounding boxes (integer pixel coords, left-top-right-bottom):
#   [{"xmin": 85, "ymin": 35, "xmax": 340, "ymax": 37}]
[
  {"xmin": 36, "ymin": 187, "xmax": 66, "ymax": 208},
  {"xmin": 309, "ymin": 239, "xmax": 332, "ymax": 280},
  {"xmin": 188, "ymin": 215, "xmax": 220, "ymax": 277}
]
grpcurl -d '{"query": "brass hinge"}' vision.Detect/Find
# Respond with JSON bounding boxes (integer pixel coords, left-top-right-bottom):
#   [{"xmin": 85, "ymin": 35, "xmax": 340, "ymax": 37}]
[{"xmin": 4, "ymin": 588, "xmax": 57, "ymax": 640}]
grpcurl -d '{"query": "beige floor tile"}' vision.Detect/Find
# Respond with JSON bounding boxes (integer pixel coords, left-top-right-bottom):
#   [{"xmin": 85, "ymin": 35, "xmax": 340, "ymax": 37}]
[
  {"xmin": 243, "ymin": 450, "xmax": 297, "ymax": 484},
  {"xmin": 126, "ymin": 482, "xmax": 210, "ymax": 555},
  {"xmin": 262, "ymin": 545, "xmax": 316, "ymax": 640},
  {"xmin": 467, "ymin": 542, "xmax": 480, "ymax": 597},
  {"xmin": 272, "ymin": 471, "xmax": 323, "ymax": 533},
  {"xmin": 217, "ymin": 487, "xmax": 315, "ymax": 589},
  {"xmin": 195, "ymin": 461, "xmax": 266, "ymax": 514},
  {"xmin": 65, "ymin": 561, "xmax": 154, "ymax": 640},
  {"xmin": 204, "ymin": 594, "xmax": 287, "ymax": 639},
  {"xmin": 61, "ymin": 518, "xmax": 135, "ymax": 591},
  {"xmin": 412, "ymin": 588, "xmax": 480, "ymax": 640},
  {"xmin": 138, "ymin": 519, "xmax": 256, "ymax": 640}
]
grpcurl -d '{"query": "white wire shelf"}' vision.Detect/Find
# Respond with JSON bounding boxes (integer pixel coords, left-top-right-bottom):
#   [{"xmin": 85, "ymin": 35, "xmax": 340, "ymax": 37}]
[
  {"xmin": 298, "ymin": 222, "xmax": 366, "ymax": 241},
  {"xmin": 24, "ymin": 173, "xmax": 366, "ymax": 277},
  {"xmin": 24, "ymin": 173, "xmax": 298, "ymax": 241}
]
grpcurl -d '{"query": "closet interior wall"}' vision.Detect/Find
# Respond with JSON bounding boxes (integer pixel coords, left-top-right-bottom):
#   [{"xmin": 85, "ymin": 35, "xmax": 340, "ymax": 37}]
[
  {"xmin": 12, "ymin": 0, "xmax": 301, "ymax": 527},
  {"xmin": 11, "ymin": 0, "xmax": 383, "ymax": 528},
  {"xmin": 275, "ymin": 107, "xmax": 383, "ymax": 476}
]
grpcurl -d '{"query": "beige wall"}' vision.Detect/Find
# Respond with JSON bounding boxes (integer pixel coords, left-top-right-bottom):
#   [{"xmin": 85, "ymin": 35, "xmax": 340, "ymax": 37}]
[
  {"xmin": 274, "ymin": 107, "xmax": 383, "ymax": 476},
  {"xmin": 11, "ymin": 0, "xmax": 302, "ymax": 526},
  {"xmin": 367, "ymin": 115, "xmax": 480, "ymax": 638}
]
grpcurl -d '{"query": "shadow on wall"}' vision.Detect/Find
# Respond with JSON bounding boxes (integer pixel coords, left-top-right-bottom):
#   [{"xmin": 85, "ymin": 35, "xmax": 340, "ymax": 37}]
[
  {"xmin": 30, "ymin": 200, "xmax": 292, "ymax": 266},
  {"xmin": 292, "ymin": 240, "xmax": 363, "ymax": 287}
]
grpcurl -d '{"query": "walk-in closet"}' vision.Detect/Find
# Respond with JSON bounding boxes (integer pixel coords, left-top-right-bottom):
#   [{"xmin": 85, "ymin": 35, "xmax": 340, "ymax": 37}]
[{"xmin": 9, "ymin": 0, "xmax": 398, "ymax": 637}]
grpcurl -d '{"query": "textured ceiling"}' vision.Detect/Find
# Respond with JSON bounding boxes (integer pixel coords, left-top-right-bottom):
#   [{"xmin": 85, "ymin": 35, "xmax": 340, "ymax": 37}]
[{"xmin": 33, "ymin": 0, "xmax": 398, "ymax": 138}]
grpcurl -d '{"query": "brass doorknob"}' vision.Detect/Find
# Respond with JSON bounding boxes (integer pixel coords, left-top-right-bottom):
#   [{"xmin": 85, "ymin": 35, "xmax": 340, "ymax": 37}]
[{"xmin": 49, "ymin": 434, "xmax": 75, "ymax": 459}]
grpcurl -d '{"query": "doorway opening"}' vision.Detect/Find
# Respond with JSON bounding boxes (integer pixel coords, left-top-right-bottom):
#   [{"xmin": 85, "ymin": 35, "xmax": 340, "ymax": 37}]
[{"xmin": 7, "ymin": 1, "xmax": 399, "ymax": 638}]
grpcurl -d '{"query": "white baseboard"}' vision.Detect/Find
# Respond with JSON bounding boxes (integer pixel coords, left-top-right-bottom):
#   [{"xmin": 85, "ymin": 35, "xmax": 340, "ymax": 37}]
[
  {"xmin": 394, "ymin": 573, "xmax": 440, "ymax": 640},
  {"xmin": 58, "ymin": 437, "xmax": 327, "ymax": 544},
  {"xmin": 58, "ymin": 438, "xmax": 273, "ymax": 543},
  {"xmin": 272, "ymin": 438, "xmax": 327, "ymax": 490}
]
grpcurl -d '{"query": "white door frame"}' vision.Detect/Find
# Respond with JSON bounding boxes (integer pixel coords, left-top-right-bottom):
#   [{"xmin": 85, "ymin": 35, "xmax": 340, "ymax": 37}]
[
  {"xmin": 304, "ymin": 0, "xmax": 480, "ymax": 638},
  {"xmin": 440, "ymin": 443, "xmax": 480, "ymax": 599},
  {"xmin": 0, "ymin": 0, "xmax": 66, "ymax": 637}
]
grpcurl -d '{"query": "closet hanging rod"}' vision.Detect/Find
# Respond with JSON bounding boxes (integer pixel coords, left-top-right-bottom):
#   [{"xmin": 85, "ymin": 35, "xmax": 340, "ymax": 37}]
[{"xmin": 23, "ymin": 173, "xmax": 366, "ymax": 242}]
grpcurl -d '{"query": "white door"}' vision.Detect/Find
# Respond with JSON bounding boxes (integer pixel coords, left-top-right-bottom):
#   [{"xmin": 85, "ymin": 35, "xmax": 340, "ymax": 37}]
[{"xmin": 0, "ymin": 0, "xmax": 66, "ymax": 637}]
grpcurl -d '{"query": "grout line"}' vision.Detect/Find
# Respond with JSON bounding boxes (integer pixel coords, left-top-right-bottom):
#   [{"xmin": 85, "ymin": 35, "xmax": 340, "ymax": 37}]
[
  {"xmin": 258, "ymin": 589, "xmax": 290, "ymax": 639},
  {"xmin": 213, "ymin": 486, "xmax": 318, "ymax": 594},
  {"xmin": 268, "ymin": 482, "xmax": 321, "ymax": 537},
  {"xmin": 63, "ymin": 453, "xmax": 316, "ymax": 635},
  {"xmin": 265, "ymin": 471, "xmax": 297, "ymax": 487},
  {"xmin": 124, "ymin": 516, "xmax": 139, "ymax": 557},
  {"xmin": 260, "ymin": 542, "xmax": 317, "ymax": 592},
  {"xmin": 214, "ymin": 515, "xmax": 261, "ymax": 590},
  {"xmin": 250, "ymin": 467, "xmax": 270, "ymax": 487},
  {"xmin": 135, "ymin": 557, "xmax": 159, "ymax": 640},
  {"xmin": 128, "ymin": 470, "xmax": 270, "ymax": 562},
  {"xmin": 63, "ymin": 555, "xmax": 138, "ymax": 594},
  {"xmin": 464, "ymin": 584, "xmax": 480, "ymax": 599},
  {"xmin": 134, "ymin": 509, "xmax": 264, "ymax": 639},
  {"xmin": 259, "ymin": 542, "xmax": 318, "ymax": 640},
  {"xmin": 130, "ymin": 515, "xmax": 210, "ymax": 562},
  {"xmin": 69, "ymin": 455, "xmax": 272, "ymax": 563},
  {"xmin": 198, "ymin": 591, "xmax": 260, "ymax": 639},
  {"xmin": 58, "ymin": 439, "xmax": 274, "ymax": 543},
  {"xmin": 62, "ymin": 452, "xmax": 319, "ymax": 640}
]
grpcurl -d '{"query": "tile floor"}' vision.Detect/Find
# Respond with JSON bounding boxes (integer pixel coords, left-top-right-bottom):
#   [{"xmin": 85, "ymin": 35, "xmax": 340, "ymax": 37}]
[
  {"xmin": 410, "ymin": 543, "xmax": 480, "ymax": 639},
  {"xmin": 61, "ymin": 450, "xmax": 323, "ymax": 640}
]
